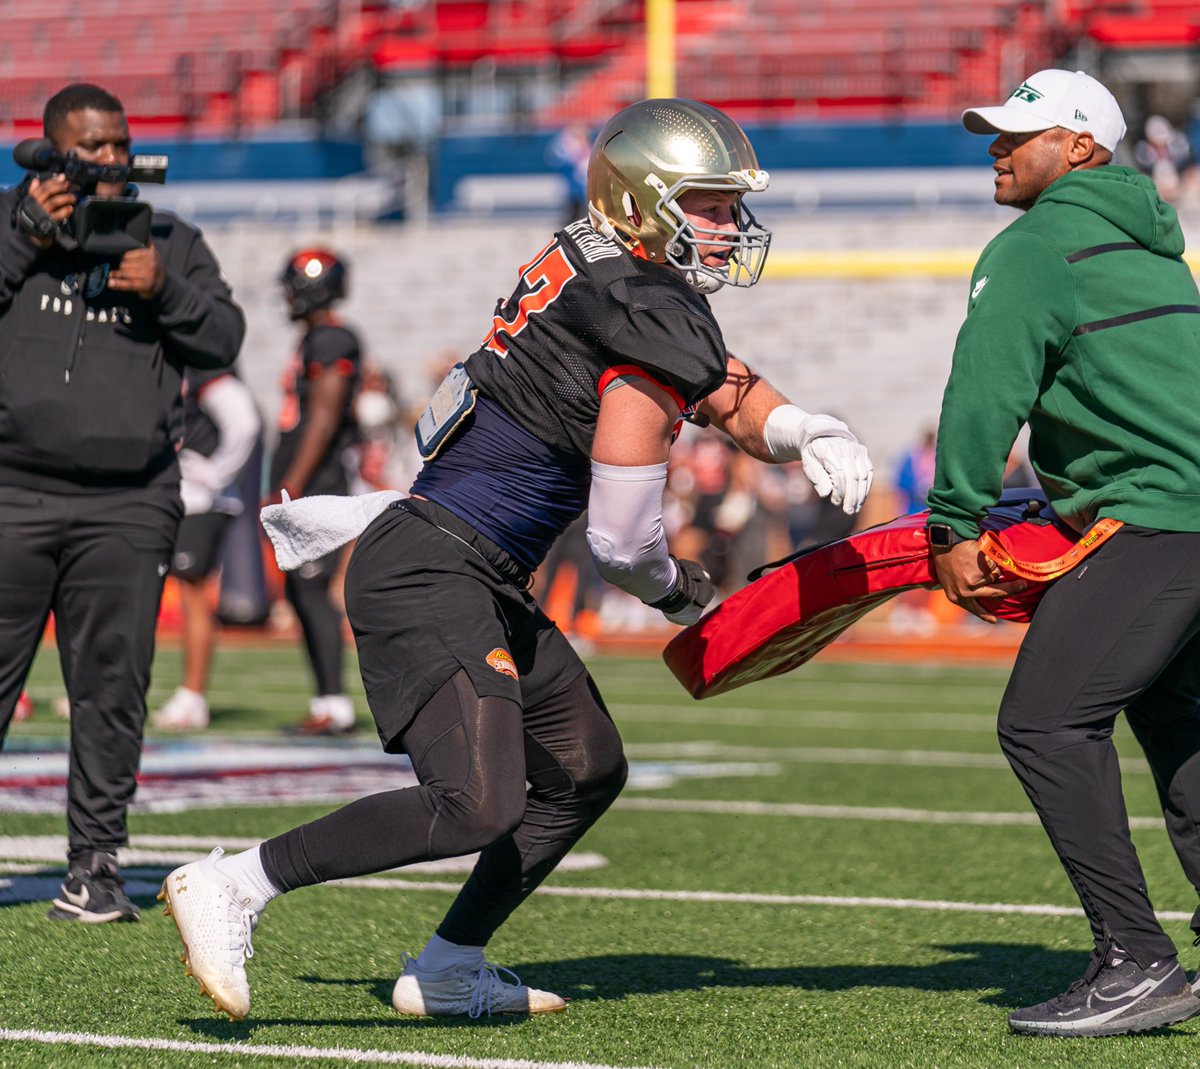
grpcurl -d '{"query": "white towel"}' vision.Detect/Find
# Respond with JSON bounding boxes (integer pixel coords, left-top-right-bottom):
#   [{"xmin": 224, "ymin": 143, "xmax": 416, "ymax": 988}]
[{"xmin": 260, "ymin": 489, "xmax": 405, "ymax": 571}]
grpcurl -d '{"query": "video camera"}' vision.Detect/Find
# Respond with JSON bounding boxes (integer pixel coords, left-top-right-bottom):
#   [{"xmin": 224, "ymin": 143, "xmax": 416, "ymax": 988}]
[{"xmin": 12, "ymin": 137, "xmax": 169, "ymax": 256}]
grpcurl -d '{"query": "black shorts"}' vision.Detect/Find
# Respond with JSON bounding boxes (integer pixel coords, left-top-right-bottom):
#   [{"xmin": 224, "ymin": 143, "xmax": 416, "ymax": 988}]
[
  {"xmin": 171, "ymin": 511, "xmax": 234, "ymax": 581},
  {"xmin": 344, "ymin": 498, "xmax": 585, "ymax": 751}
]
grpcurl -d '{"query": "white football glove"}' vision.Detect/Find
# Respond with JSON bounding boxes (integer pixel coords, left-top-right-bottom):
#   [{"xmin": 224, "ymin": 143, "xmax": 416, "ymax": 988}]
[
  {"xmin": 762, "ymin": 405, "xmax": 874, "ymax": 515},
  {"xmin": 801, "ymin": 436, "xmax": 874, "ymax": 515}
]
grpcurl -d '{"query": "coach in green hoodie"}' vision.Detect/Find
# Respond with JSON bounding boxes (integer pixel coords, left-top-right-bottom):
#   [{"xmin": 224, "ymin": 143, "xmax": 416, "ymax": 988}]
[{"xmin": 926, "ymin": 70, "xmax": 1200, "ymax": 1037}]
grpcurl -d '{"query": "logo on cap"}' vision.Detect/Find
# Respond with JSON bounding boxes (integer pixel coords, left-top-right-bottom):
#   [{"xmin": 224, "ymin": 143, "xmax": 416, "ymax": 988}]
[
  {"xmin": 1011, "ymin": 83, "xmax": 1044, "ymax": 103},
  {"xmin": 1074, "ymin": 109, "xmax": 1088, "ymax": 121}
]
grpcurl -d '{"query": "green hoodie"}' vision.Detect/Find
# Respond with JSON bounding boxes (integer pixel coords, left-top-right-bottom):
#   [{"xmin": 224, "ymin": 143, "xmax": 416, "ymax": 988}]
[{"xmin": 927, "ymin": 165, "xmax": 1200, "ymax": 537}]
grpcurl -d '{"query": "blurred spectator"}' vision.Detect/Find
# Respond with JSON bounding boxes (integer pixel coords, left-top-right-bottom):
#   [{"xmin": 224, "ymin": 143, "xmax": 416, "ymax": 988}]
[
  {"xmin": 894, "ymin": 426, "xmax": 937, "ymax": 513},
  {"xmin": 545, "ymin": 124, "xmax": 591, "ymax": 225},
  {"xmin": 153, "ymin": 367, "xmax": 261, "ymax": 731},
  {"xmin": 270, "ymin": 248, "xmax": 362, "ymax": 736},
  {"xmin": 783, "ymin": 465, "xmax": 857, "ymax": 550},
  {"xmin": 535, "ymin": 514, "xmax": 604, "ymax": 652},
  {"xmin": 1134, "ymin": 114, "xmax": 1197, "ymax": 204},
  {"xmin": 683, "ymin": 433, "xmax": 738, "ymax": 590},
  {"xmin": 352, "ymin": 364, "xmax": 420, "ymax": 495},
  {"xmin": 1003, "ymin": 439, "xmax": 1035, "ymax": 489},
  {"xmin": 719, "ymin": 451, "xmax": 790, "ymax": 590}
]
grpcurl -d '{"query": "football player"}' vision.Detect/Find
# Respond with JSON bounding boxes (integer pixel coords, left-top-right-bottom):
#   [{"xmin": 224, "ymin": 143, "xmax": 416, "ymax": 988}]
[
  {"xmin": 161, "ymin": 99, "xmax": 874, "ymax": 1020},
  {"xmin": 152, "ymin": 365, "xmax": 260, "ymax": 731},
  {"xmin": 269, "ymin": 249, "xmax": 362, "ymax": 735}
]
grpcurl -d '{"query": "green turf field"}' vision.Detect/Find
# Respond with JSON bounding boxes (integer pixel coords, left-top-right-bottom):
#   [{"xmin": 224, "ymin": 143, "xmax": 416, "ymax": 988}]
[{"xmin": 3, "ymin": 642, "xmax": 1199, "ymax": 1068}]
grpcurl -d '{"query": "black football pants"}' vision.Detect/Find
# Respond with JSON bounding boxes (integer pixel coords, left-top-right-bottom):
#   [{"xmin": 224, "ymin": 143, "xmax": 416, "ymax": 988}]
[
  {"xmin": 0, "ymin": 483, "xmax": 181, "ymax": 861},
  {"xmin": 261, "ymin": 667, "xmax": 627, "ymax": 946},
  {"xmin": 284, "ymin": 548, "xmax": 345, "ymax": 697},
  {"xmin": 998, "ymin": 524, "xmax": 1200, "ymax": 969}
]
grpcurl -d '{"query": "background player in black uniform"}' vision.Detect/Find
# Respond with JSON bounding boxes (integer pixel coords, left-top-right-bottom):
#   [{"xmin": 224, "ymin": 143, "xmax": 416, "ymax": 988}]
[
  {"xmin": 152, "ymin": 366, "xmax": 260, "ymax": 730},
  {"xmin": 269, "ymin": 249, "xmax": 362, "ymax": 735},
  {"xmin": 161, "ymin": 99, "xmax": 874, "ymax": 1021},
  {"xmin": 0, "ymin": 83, "xmax": 244, "ymax": 922}
]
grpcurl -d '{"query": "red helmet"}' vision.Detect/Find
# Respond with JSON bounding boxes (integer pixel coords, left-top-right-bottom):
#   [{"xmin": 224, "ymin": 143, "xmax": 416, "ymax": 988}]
[{"xmin": 280, "ymin": 248, "xmax": 347, "ymax": 319}]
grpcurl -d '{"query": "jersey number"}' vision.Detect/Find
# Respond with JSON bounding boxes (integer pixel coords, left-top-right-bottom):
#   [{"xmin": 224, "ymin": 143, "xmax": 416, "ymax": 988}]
[{"xmin": 482, "ymin": 243, "xmax": 577, "ymax": 357}]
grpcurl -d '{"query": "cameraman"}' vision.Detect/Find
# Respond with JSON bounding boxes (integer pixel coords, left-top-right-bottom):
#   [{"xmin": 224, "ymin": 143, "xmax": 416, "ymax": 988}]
[{"xmin": 0, "ymin": 83, "xmax": 245, "ymax": 922}]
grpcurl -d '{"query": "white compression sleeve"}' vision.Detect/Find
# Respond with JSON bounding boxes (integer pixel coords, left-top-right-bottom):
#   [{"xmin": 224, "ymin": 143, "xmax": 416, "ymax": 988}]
[
  {"xmin": 198, "ymin": 374, "xmax": 262, "ymax": 490},
  {"xmin": 586, "ymin": 460, "xmax": 679, "ymax": 604}
]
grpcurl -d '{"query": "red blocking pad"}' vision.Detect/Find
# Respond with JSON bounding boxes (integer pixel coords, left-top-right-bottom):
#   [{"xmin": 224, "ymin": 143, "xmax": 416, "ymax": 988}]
[{"xmin": 663, "ymin": 489, "xmax": 1079, "ymax": 699}]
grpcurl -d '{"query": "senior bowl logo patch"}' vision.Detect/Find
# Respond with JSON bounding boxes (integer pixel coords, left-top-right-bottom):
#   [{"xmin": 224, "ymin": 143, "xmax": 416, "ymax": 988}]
[{"xmin": 486, "ymin": 648, "xmax": 519, "ymax": 679}]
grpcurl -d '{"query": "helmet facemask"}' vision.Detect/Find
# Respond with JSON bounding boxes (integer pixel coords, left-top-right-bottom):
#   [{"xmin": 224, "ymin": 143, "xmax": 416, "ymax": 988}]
[{"xmin": 647, "ymin": 172, "xmax": 771, "ymax": 294}]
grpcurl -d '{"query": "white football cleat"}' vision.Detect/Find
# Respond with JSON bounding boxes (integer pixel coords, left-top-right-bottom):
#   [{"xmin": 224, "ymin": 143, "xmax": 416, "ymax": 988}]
[
  {"xmin": 392, "ymin": 952, "xmax": 567, "ymax": 1018},
  {"xmin": 152, "ymin": 687, "xmax": 210, "ymax": 731},
  {"xmin": 159, "ymin": 847, "xmax": 258, "ymax": 1020}
]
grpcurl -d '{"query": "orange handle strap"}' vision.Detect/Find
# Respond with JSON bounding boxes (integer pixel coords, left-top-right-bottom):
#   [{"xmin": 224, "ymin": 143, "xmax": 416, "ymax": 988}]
[{"xmin": 977, "ymin": 517, "xmax": 1124, "ymax": 582}]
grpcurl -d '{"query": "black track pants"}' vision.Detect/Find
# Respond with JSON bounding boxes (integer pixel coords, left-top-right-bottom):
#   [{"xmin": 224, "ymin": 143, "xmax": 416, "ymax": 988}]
[
  {"xmin": 997, "ymin": 525, "xmax": 1200, "ymax": 968},
  {"xmin": 0, "ymin": 484, "xmax": 180, "ymax": 859},
  {"xmin": 284, "ymin": 547, "xmax": 344, "ymax": 696}
]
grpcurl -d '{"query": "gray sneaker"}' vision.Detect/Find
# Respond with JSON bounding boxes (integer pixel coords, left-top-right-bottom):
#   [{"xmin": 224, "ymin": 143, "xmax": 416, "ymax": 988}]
[
  {"xmin": 391, "ymin": 952, "xmax": 567, "ymax": 1018},
  {"xmin": 1010, "ymin": 952, "xmax": 1200, "ymax": 1037},
  {"xmin": 48, "ymin": 851, "xmax": 140, "ymax": 923}
]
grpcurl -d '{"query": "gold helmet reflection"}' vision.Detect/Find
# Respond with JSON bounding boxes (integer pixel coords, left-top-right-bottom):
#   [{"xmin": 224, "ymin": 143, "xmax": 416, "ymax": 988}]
[{"xmin": 586, "ymin": 98, "xmax": 771, "ymax": 293}]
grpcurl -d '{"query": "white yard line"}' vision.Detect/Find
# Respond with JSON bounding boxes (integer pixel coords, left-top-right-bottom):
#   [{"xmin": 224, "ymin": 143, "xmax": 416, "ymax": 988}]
[
  {"xmin": 612, "ymin": 796, "xmax": 1168, "ymax": 829},
  {"xmin": 330, "ymin": 878, "xmax": 1196, "ymax": 923},
  {"xmin": 615, "ymin": 706, "xmax": 1001, "ymax": 732},
  {"xmin": 0, "ymin": 1030, "xmax": 668, "ymax": 1069},
  {"xmin": 623, "ymin": 740, "xmax": 1152, "ymax": 774}
]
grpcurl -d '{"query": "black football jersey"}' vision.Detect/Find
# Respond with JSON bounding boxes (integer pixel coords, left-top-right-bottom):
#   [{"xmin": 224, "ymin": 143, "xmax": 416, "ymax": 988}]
[
  {"xmin": 270, "ymin": 321, "xmax": 362, "ymax": 494},
  {"xmin": 463, "ymin": 219, "xmax": 729, "ymax": 456}
]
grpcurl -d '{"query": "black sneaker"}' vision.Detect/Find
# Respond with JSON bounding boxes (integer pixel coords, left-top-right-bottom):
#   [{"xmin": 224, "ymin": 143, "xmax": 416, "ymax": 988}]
[
  {"xmin": 47, "ymin": 851, "xmax": 141, "ymax": 923},
  {"xmin": 1009, "ymin": 950, "xmax": 1200, "ymax": 1037}
]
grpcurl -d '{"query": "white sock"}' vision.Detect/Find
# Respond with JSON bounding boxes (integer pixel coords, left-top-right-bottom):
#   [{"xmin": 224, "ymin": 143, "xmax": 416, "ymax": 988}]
[
  {"xmin": 415, "ymin": 933, "xmax": 485, "ymax": 973},
  {"xmin": 213, "ymin": 845, "xmax": 282, "ymax": 914}
]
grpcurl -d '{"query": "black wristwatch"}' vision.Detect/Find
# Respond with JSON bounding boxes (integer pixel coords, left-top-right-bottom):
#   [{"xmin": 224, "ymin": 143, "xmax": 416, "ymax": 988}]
[{"xmin": 927, "ymin": 523, "xmax": 963, "ymax": 549}]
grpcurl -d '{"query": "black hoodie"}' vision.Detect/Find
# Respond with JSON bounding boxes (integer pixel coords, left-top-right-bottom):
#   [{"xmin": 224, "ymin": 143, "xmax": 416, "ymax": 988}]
[{"xmin": 0, "ymin": 184, "xmax": 245, "ymax": 491}]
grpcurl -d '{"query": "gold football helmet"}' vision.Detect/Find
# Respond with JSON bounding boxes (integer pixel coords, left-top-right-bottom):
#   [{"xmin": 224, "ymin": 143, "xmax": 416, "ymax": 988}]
[{"xmin": 586, "ymin": 98, "xmax": 771, "ymax": 293}]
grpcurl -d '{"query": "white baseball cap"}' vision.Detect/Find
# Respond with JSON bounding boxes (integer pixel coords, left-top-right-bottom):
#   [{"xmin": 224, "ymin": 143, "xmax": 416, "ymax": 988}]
[{"xmin": 961, "ymin": 69, "xmax": 1127, "ymax": 151}]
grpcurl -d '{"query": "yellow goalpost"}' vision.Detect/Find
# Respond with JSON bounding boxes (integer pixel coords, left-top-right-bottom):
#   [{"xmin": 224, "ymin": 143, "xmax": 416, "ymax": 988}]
[{"xmin": 645, "ymin": 0, "xmax": 676, "ymax": 99}]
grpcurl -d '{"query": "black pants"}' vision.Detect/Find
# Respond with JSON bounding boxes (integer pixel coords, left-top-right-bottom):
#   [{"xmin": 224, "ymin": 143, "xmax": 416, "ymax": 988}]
[
  {"xmin": 998, "ymin": 525, "xmax": 1200, "ymax": 968},
  {"xmin": 284, "ymin": 547, "xmax": 344, "ymax": 697},
  {"xmin": 0, "ymin": 483, "xmax": 181, "ymax": 861},
  {"xmin": 260, "ymin": 503, "xmax": 628, "ymax": 945}
]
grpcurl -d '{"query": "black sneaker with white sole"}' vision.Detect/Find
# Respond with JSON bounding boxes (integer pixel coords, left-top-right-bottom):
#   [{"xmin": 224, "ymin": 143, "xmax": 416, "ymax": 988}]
[
  {"xmin": 47, "ymin": 851, "xmax": 141, "ymax": 923},
  {"xmin": 1009, "ymin": 949, "xmax": 1200, "ymax": 1037}
]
